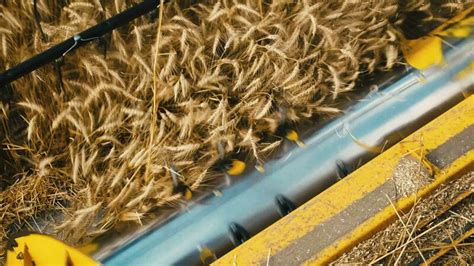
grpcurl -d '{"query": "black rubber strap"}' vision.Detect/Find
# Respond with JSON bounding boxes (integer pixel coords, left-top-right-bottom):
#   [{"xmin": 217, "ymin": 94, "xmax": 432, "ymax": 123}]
[{"xmin": 0, "ymin": 0, "xmax": 164, "ymax": 87}]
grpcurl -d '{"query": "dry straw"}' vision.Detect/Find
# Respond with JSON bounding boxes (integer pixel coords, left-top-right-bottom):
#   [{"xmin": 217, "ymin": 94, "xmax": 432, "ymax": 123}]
[{"xmin": 336, "ymin": 172, "xmax": 473, "ymax": 265}]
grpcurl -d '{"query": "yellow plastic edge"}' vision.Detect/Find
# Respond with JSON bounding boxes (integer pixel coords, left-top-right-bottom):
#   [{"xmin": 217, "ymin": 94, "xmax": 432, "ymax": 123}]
[{"xmin": 6, "ymin": 233, "xmax": 99, "ymax": 266}]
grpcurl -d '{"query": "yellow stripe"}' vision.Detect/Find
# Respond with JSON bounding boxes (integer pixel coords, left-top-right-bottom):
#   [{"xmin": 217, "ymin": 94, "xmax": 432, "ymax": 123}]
[
  {"xmin": 214, "ymin": 96, "xmax": 474, "ymax": 266},
  {"xmin": 424, "ymin": 227, "xmax": 474, "ymax": 265}
]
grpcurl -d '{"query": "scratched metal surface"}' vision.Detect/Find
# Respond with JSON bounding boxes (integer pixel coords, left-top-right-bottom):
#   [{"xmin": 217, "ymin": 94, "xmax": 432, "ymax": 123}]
[{"xmin": 99, "ymin": 36, "xmax": 473, "ymax": 265}]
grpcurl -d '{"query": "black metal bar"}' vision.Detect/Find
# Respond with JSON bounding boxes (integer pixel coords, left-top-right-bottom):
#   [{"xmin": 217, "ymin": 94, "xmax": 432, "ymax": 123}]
[{"xmin": 0, "ymin": 0, "xmax": 163, "ymax": 87}]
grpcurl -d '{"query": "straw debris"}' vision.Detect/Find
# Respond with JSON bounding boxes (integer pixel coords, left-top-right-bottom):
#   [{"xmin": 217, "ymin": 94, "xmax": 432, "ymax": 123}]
[{"xmin": 335, "ymin": 172, "xmax": 474, "ymax": 265}]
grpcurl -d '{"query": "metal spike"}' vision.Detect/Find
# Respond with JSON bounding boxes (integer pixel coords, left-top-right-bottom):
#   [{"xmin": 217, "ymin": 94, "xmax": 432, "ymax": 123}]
[
  {"xmin": 229, "ymin": 222, "xmax": 250, "ymax": 246},
  {"xmin": 276, "ymin": 194, "xmax": 296, "ymax": 217},
  {"xmin": 336, "ymin": 160, "xmax": 350, "ymax": 179}
]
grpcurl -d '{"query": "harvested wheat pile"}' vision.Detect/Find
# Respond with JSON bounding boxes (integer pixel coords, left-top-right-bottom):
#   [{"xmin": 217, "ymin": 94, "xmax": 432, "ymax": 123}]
[{"xmin": 0, "ymin": 0, "xmax": 470, "ymax": 255}]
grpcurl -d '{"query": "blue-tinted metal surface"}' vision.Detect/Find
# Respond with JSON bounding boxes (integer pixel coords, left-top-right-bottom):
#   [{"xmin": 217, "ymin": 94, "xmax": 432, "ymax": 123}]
[{"xmin": 102, "ymin": 37, "xmax": 473, "ymax": 265}]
